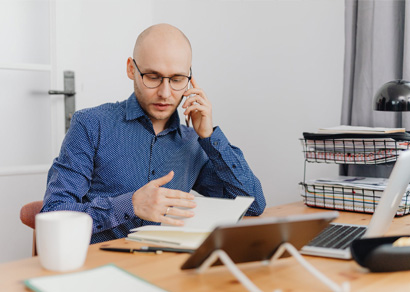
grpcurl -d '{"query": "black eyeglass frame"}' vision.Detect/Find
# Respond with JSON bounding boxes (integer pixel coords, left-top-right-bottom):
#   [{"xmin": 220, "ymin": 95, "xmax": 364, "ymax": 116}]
[{"xmin": 132, "ymin": 59, "xmax": 192, "ymax": 91}]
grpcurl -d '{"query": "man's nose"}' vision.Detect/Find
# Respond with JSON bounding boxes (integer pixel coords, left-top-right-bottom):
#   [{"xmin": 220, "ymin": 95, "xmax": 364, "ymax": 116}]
[{"xmin": 157, "ymin": 78, "xmax": 172, "ymax": 98}]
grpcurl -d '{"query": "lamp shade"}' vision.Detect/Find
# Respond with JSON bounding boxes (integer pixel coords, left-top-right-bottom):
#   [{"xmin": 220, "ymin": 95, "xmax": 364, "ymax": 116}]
[{"xmin": 373, "ymin": 80, "xmax": 410, "ymax": 111}]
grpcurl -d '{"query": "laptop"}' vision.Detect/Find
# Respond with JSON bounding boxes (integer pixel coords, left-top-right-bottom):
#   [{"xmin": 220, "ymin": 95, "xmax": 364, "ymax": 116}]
[{"xmin": 301, "ymin": 150, "xmax": 410, "ymax": 259}]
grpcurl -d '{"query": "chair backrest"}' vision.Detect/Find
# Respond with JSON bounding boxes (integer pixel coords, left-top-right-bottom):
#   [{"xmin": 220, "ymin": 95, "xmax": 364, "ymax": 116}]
[
  {"xmin": 20, "ymin": 200, "xmax": 43, "ymax": 256},
  {"xmin": 20, "ymin": 201, "xmax": 43, "ymax": 229}
]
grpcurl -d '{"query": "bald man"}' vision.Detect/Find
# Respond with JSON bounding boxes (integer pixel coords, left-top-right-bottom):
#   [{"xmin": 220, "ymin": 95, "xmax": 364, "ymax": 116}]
[{"xmin": 42, "ymin": 24, "xmax": 266, "ymax": 244}]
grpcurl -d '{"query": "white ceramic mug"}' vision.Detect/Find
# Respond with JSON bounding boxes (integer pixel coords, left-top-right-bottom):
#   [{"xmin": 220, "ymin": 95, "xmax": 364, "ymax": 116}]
[{"xmin": 35, "ymin": 211, "xmax": 93, "ymax": 272}]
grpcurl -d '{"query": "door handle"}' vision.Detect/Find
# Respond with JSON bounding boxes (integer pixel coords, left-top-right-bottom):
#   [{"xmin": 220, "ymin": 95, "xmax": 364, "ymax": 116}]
[
  {"xmin": 48, "ymin": 90, "xmax": 75, "ymax": 96},
  {"xmin": 49, "ymin": 71, "xmax": 76, "ymax": 132}
]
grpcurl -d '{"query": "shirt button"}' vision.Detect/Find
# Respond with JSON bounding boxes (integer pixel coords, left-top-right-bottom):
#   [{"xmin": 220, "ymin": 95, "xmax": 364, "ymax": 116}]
[
  {"xmin": 213, "ymin": 141, "xmax": 219, "ymax": 146},
  {"xmin": 97, "ymin": 225, "xmax": 102, "ymax": 229},
  {"xmin": 232, "ymin": 164, "xmax": 237, "ymax": 169},
  {"xmin": 124, "ymin": 214, "xmax": 130, "ymax": 220},
  {"xmin": 151, "ymin": 170, "xmax": 155, "ymax": 175}
]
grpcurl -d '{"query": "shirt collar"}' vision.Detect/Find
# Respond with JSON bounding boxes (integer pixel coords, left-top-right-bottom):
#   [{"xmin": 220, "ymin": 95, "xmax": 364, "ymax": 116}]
[
  {"xmin": 125, "ymin": 93, "xmax": 182, "ymax": 135},
  {"xmin": 125, "ymin": 93, "xmax": 146, "ymax": 121}
]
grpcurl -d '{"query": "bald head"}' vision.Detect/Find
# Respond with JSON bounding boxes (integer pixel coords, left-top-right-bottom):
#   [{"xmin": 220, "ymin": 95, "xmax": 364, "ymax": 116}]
[{"xmin": 133, "ymin": 24, "xmax": 192, "ymax": 64}]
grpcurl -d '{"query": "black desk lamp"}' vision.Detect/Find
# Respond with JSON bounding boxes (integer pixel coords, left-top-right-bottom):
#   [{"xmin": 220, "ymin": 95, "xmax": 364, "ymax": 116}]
[{"xmin": 373, "ymin": 79, "xmax": 410, "ymax": 129}]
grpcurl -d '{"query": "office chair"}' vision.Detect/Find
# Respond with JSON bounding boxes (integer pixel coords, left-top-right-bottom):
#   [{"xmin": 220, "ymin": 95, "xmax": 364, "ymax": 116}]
[{"xmin": 20, "ymin": 201, "xmax": 43, "ymax": 256}]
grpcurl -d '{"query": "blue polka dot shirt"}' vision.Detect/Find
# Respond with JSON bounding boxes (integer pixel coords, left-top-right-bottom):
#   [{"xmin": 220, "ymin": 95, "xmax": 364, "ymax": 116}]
[{"xmin": 42, "ymin": 93, "xmax": 266, "ymax": 243}]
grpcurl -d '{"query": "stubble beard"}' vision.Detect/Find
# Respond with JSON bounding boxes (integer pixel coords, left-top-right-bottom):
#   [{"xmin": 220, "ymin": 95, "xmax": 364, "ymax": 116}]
[{"xmin": 133, "ymin": 80, "xmax": 184, "ymax": 122}]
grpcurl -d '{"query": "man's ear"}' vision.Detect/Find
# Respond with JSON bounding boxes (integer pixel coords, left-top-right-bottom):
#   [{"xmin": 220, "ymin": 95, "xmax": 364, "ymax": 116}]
[{"xmin": 126, "ymin": 57, "xmax": 135, "ymax": 80}]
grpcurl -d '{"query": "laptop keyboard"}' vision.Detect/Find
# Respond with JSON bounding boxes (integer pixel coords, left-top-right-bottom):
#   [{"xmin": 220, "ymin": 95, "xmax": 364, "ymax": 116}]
[{"xmin": 306, "ymin": 224, "xmax": 367, "ymax": 250}]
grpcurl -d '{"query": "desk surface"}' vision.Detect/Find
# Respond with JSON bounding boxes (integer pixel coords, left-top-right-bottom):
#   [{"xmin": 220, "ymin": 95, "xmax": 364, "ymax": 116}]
[{"xmin": 2, "ymin": 202, "xmax": 410, "ymax": 292}]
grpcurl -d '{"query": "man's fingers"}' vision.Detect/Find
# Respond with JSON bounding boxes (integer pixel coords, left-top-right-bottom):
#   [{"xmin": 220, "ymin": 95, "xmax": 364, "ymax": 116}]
[
  {"xmin": 184, "ymin": 104, "xmax": 208, "ymax": 117},
  {"xmin": 161, "ymin": 216, "xmax": 185, "ymax": 226},
  {"xmin": 164, "ymin": 206, "xmax": 195, "ymax": 218},
  {"xmin": 132, "ymin": 172, "xmax": 199, "ymax": 225},
  {"xmin": 165, "ymin": 190, "xmax": 195, "ymax": 201},
  {"xmin": 161, "ymin": 207, "xmax": 195, "ymax": 226},
  {"xmin": 152, "ymin": 171, "xmax": 174, "ymax": 187},
  {"xmin": 166, "ymin": 197, "xmax": 197, "ymax": 209}
]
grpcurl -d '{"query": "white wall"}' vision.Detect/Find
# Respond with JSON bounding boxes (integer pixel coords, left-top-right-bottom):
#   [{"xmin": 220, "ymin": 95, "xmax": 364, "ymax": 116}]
[
  {"xmin": 1, "ymin": 0, "xmax": 344, "ymax": 263},
  {"xmin": 152, "ymin": 0, "xmax": 344, "ymax": 206},
  {"xmin": 52, "ymin": 0, "xmax": 154, "ymax": 151}
]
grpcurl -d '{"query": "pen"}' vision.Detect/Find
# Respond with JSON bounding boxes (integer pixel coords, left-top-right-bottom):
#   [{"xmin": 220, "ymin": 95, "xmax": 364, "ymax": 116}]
[
  {"xmin": 140, "ymin": 246, "xmax": 195, "ymax": 254},
  {"xmin": 100, "ymin": 246, "xmax": 195, "ymax": 254},
  {"xmin": 99, "ymin": 247, "xmax": 162, "ymax": 254}
]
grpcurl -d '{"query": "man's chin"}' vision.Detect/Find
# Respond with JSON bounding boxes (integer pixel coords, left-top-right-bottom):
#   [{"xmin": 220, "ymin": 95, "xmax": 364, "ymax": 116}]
[{"xmin": 149, "ymin": 111, "xmax": 173, "ymax": 121}]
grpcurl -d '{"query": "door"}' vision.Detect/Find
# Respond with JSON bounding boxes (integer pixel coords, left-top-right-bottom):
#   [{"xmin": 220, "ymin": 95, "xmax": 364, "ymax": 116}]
[{"xmin": 0, "ymin": 0, "xmax": 63, "ymax": 263}]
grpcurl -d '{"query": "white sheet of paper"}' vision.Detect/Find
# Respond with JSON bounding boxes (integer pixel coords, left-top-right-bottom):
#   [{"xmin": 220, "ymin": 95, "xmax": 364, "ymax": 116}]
[
  {"xmin": 25, "ymin": 264, "xmax": 167, "ymax": 292},
  {"xmin": 131, "ymin": 196, "xmax": 255, "ymax": 233}
]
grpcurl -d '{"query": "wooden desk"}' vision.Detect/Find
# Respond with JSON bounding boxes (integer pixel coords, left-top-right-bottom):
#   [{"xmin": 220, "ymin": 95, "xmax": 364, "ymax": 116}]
[{"xmin": 2, "ymin": 202, "xmax": 410, "ymax": 292}]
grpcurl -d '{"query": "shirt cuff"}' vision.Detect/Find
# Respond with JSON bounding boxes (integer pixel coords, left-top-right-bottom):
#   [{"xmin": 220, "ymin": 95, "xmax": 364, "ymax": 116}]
[
  {"xmin": 111, "ymin": 192, "xmax": 136, "ymax": 225},
  {"xmin": 199, "ymin": 126, "xmax": 248, "ymax": 183},
  {"xmin": 198, "ymin": 126, "xmax": 229, "ymax": 159}
]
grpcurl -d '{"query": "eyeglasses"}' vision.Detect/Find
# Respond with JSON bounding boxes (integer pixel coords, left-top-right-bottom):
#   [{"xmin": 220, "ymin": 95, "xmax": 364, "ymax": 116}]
[{"xmin": 132, "ymin": 59, "xmax": 191, "ymax": 91}]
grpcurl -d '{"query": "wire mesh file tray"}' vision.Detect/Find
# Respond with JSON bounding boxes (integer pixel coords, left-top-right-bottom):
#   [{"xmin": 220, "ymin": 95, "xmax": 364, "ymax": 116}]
[
  {"xmin": 300, "ymin": 137, "xmax": 410, "ymax": 164},
  {"xmin": 300, "ymin": 133, "xmax": 410, "ymax": 215},
  {"xmin": 300, "ymin": 181, "xmax": 410, "ymax": 216}
]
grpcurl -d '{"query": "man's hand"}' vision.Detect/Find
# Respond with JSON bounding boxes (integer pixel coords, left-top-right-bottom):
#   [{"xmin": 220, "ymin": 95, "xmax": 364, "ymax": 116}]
[
  {"xmin": 182, "ymin": 77, "xmax": 213, "ymax": 139},
  {"xmin": 132, "ymin": 171, "xmax": 196, "ymax": 226}
]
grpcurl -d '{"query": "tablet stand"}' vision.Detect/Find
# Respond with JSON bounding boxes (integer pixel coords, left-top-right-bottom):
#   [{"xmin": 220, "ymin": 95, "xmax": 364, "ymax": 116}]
[{"xmin": 196, "ymin": 243, "xmax": 350, "ymax": 292}]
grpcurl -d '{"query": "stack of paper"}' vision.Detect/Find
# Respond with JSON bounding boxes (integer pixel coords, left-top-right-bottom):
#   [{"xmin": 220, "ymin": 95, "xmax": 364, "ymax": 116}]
[
  {"xmin": 302, "ymin": 138, "xmax": 410, "ymax": 164},
  {"xmin": 127, "ymin": 196, "xmax": 255, "ymax": 249},
  {"xmin": 302, "ymin": 126, "xmax": 410, "ymax": 164},
  {"xmin": 317, "ymin": 125, "xmax": 405, "ymax": 134},
  {"xmin": 301, "ymin": 176, "xmax": 410, "ymax": 216}
]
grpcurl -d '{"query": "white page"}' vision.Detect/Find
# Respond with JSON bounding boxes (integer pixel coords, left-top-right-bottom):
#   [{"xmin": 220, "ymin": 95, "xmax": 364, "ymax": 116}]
[
  {"xmin": 130, "ymin": 196, "xmax": 254, "ymax": 233},
  {"xmin": 127, "ymin": 230, "xmax": 208, "ymax": 249},
  {"xmin": 164, "ymin": 196, "xmax": 254, "ymax": 230},
  {"xmin": 317, "ymin": 125, "xmax": 405, "ymax": 133},
  {"xmin": 25, "ymin": 264, "xmax": 167, "ymax": 292},
  {"xmin": 307, "ymin": 176, "xmax": 410, "ymax": 191}
]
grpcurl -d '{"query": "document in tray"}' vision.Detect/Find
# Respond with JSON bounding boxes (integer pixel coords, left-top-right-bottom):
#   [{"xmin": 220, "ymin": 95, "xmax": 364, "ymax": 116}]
[
  {"xmin": 308, "ymin": 176, "xmax": 391, "ymax": 190},
  {"xmin": 302, "ymin": 176, "xmax": 410, "ymax": 216},
  {"xmin": 303, "ymin": 138, "xmax": 410, "ymax": 151},
  {"xmin": 317, "ymin": 125, "xmax": 405, "ymax": 134},
  {"xmin": 24, "ymin": 264, "xmax": 167, "ymax": 292},
  {"xmin": 127, "ymin": 196, "xmax": 255, "ymax": 249}
]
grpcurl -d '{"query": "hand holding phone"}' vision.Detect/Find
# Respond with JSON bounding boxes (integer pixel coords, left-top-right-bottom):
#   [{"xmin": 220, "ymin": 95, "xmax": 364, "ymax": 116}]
[{"xmin": 182, "ymin": 77, "xmax": 213, "ymax": 138}]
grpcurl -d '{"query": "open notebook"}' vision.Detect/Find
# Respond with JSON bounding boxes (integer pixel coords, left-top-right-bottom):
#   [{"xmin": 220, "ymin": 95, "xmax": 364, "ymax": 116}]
[
  {"xmin": 127, "ymin": 196, "xmax": 255, "ymax": 249},
  {"xmin": 301, "ymin": 150, "xmax": 410, "ymax": 259}
]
